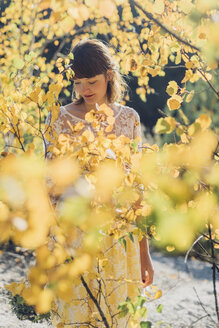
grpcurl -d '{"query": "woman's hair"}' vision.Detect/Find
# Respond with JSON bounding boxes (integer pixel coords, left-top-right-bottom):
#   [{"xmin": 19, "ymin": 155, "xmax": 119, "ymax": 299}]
[{"xmin": 70, "ymin": 38, "xmax": 128, "ymax": 104}]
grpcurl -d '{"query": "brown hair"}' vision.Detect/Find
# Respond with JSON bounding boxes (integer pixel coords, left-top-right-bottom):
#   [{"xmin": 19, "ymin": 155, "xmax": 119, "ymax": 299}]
[{"xmin": 70, "ymin": 38, "xmax": 128, "ymax": 104}]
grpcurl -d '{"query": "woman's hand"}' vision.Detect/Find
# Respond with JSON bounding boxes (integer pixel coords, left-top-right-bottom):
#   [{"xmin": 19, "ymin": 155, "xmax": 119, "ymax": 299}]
[
  {"xmin": 140, "ymin": 252, "xmax": 154, "ymax": 288},
  {"xmin": 139, "ymin": 236, "xmax": 154, "ymax": 287}
]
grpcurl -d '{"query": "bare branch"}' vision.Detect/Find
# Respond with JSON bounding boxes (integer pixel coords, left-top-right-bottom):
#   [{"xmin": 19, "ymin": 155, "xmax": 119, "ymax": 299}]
[{"xmin": 131, "ymin": 0, "xmax": 200, "ymax": 52}]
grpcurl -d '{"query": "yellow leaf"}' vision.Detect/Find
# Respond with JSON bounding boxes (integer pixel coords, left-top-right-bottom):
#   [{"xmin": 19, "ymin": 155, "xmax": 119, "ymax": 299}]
[
  {"xmin": 105, "ymin": 124, "xmax": 113, "ymax": 132},
  {"xmin": 99, "ymin": 103, "xmax": 114, "ymax": 116},
  {"xmin": 60, "ymin": 16, "xmax": 75, "ymax": 33},
  {"xmin": 95, "ymin": 161, "xmax": 123, "ymax": 202},
  {"xmin": 198, "ymin": 32, "xmax": 206, "ymax": 39},
  {"xmin": 153, "ymin": 0, "xmax": 165, "ymax": 15},
  {"xmin": 36, "ymin": 288, "xmax": 53, "ymax": 313},
  {"xmin": 180, "ymin": 133, "xmax": 190, "ymax": 144},
  {"xmin": 129, "ymin": 58, "xmax": 138, "ymax": 71},
  {"xmin": 155, "ymin": 117, "xmax": 176, "ymax": 134},
  {"xmin": 56, "ymin": 323, "xmax": 64, "ymax": 328},
  {"xmin": 0, "ymin": 201, "xmax": 9, "ymax": 221},
  {"xmin": 196, "ymin": 114, "xmax": 211, "ymax": 130},
  {"xmin": 185, "ymin": 90, "xmax": 194, "ymax": 103},
  {"xmin": 99, "ymin": 0, "xmax": 116, "ymax": 18},
  {"xmin": 47, "ymin": 158, "xmax": 80, "ymax": 187},
  {"xmin": 166, "ymin": 81, "xmax": 178, "ymax": 96},
  {"xmin": 179, "ymin": 0, "xmax": 194, "ymax": 14},
  {"xmin": 36, "ymin": 246, "xmax": 56, "ymax": 269},
  {"xmin": 29, "ymin": 87, "xmax": 41, "ymax": 103},
  {"xmin": 69, "ymin": 254, "xmax": 92, "ymax": 277},
  {"xmin": 154, "ymin": 289, "xmax": 162, "ymax": 299},
  {"xmin": 81, "ymin": 129, "xmax": 95, "ymax": 142},
  {"xmin": 12, "ymin": 57, "xmax": 25, "ymax": 70},
  {"xmin": 140, "ymin": 65, "xmax": 147, "ymax": 77},
  {"xmin": 167, "ymin": 95, "xmax": 182, "ymax": 111},
  {"xmin": 79, "ymin": 5, "xmax": 90, "ymax": 21},
  {"xmin": 5, "ymin": 281, "xmax": 25, "ymax": 297},
  {"xmin": 85, "ymin": 110, "xmax": 96, "ymax": 122},
  {"xmin": 107, "ymin": 116, "xmax": 115, "ymax": 125},
  {"xmin": 185, "ymin": 61, "xmax": 194, "ymax": 69},
  {"xmin": 166, "ymin": 245, "xmax": 175, "ymax": 252},
  {"xmin": 74, "ymin": 121, "xmax": 85, "ymax": 132}
]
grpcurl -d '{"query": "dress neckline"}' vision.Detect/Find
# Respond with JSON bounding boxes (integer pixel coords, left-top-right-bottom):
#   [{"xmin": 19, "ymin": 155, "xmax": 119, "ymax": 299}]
[{"xmin": 61, "ymin": 103, "xmax": 123, "ymax": 122}]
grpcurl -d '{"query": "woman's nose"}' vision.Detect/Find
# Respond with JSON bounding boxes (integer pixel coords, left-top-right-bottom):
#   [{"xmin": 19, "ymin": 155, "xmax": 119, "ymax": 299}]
[{"xmin": 81, "ymin": 83, "xmax": 91, "ymax": 93}]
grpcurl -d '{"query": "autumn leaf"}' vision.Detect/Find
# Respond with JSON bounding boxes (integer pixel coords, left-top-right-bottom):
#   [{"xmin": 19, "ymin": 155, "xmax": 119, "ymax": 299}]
[
  {"xmin": 166, "ymin": 245, "xmax": 175, "ymax": 252},
  {"xmin": 36, "ymin": 288, "xmax": 53, "ymax": 313},
  {"xmin": 12, "ymin": 57, "xmax": 25, "ymax": 70},
  {"xmin": 140, "ymin": 66, "xmax": 147, "ymax": 77},
  {"xmin": 99, "ymin": 0, "xmax": 116, "ymax": 18},
  {"xmin": 185, "ymin": 90, "xmax": 194, "ymax": 103},
  {"xmin": 167, "ymin": 95, "xmax": 182, "ymax": 111},
  {"xmin": 179, "ymin": 0, "xmax": 194, "ymax": 14},
  {"xmin": 196, "ymin": 114, "xmax": 212, "ymax": 131},
  {"xmin": 155, "ymin": 117, "xmax": 176, "ymax": 134},
  {"xmin": 153, "ymin": 0, "xmax": 165, "ymax": 15},
  {"xmin": 107, "ymin": 116, "xmax": 115, "ymax": 125},
  {"xmin": 166, "ymin": 81, "xmax": 178, "ymax": 96},
  {"xmin": 129, "ymin": 58, "xmax": 138, "ymax": 71}
]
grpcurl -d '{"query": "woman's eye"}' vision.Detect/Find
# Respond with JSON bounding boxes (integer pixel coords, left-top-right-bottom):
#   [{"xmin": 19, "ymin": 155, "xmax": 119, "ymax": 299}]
[
  {"xmin": 74, "ymin": 82, "xmax": 80, "ymax": 85},
  {"xmin": 89, "ymin": 81, "xmax": 96, "ymax": 85}
]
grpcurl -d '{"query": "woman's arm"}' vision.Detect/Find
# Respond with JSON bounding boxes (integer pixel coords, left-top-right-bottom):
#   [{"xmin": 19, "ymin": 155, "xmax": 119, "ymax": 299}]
[{"xmin": 139, "ymin": 236, "xmax": 154, "ymax": 287}]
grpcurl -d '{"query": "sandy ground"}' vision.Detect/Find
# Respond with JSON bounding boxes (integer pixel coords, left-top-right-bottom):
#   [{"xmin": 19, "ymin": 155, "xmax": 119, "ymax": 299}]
[{"xmin": 0, "ymin": 249, "xmax": 218, "ymax": 328}]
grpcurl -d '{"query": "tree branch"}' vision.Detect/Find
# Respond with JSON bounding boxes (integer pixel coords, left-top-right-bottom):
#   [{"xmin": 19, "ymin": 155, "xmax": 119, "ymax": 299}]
[
  {"xmin": 208, "ymin": 224, "xmax": 219, "ymax": 322},
  {"xmin": 80, "ymin": 275, "xmax": 110, "ymax": 328},
  {"xmin": 131, "ymin": 0, "xmax": 200, "ymax": 52}
]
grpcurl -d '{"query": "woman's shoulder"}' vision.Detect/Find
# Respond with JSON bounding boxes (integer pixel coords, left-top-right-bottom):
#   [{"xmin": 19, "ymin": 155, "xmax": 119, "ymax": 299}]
[{"xmin": 115, "ymin": 102, "xmax": 140, "ymax": 121}]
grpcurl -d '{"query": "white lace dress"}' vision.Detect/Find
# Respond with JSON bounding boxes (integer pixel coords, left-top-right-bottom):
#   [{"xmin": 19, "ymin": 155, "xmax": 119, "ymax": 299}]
[{"xmin": 45, "ymin": 103, "xmax": 143, "ymax": 327}]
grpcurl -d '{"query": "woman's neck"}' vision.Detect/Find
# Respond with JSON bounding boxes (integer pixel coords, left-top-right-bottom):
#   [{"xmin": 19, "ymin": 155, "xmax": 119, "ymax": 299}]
[{"xmin": 84, "ymin": 98, "xmax": 110, "ymax": 112}]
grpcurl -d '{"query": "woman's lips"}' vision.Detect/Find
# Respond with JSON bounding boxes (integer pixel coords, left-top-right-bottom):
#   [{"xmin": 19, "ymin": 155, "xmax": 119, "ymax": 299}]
[{"xmin": 84, "ymin": 94, "xmax": 94, "ymax": 98}]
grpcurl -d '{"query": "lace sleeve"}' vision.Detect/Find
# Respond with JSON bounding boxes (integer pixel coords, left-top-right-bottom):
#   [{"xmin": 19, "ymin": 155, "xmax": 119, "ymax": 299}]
[{"xmin": 133, "ymin": 111, "xmax": 142, "ymax": 151}]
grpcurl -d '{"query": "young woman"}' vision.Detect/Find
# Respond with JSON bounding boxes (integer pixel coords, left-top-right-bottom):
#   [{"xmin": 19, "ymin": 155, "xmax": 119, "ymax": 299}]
[{"xmin": 46, "ymin": 38, "xmax": 154, "ymax": 327}]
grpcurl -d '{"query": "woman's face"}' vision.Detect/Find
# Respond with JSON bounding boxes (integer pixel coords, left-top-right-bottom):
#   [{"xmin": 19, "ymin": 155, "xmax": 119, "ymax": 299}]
[{"xmin": 74, "ymin": 73, "xmax": 109, "ymax": 106}]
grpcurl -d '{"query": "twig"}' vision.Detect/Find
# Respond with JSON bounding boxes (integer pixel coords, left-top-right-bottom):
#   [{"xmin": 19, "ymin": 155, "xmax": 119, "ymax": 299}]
[
  {"xmin": 208, "ymin": 224, "xmax": 219, "ymax": 322},
  {"xmin": 10, "ymin": 123, "xmax": 25, "ymax": 152},
  {"xmin": 192, "ymin": 287, "xmax": 216, "ymax": 324},
  {"xmin": 131, "ymin": 0, "xmax": 200, "ymax": 52},
  {"xmin": 184, "ymin": 235, "xmax": 203, "ymax": 267},
  {"xmin": 202, "ymin": 233, "xmax": 219, "ymax": 246},
  {"xmin": 182, "ymin": 50, "xmax": 219, "ymax": 98},
  {"xmin": 188, "ymin": 314, "xmax": 211, "ymax": 328},
  {"xmin": 80, "ymin": 275, "xmax": 110, "ymax": 328}
]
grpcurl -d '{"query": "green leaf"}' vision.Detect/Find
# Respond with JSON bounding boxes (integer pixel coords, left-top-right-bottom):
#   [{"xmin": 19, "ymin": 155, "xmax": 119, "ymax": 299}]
[
  {"xmin": 68, "ymin": 52, "xmax": 74, "ymax": 60},
  {"xmin": 118, "ymin": 237, "xmax": 127, "ymax": 251},
  {"xmin": 122, "ymin": 238, "xmax": 127, "ymax": 252},
  {"xmin": 155, "ymin": 118, "xmax": 170, "ymax": 134},
  {"xmin": 140, "ymin": 321, "xmax": 152, "ymax": 328},
  {"xmin": 13, "ymin": 57, "xmax": 25, "ymax": 70},
  {"xmin": 135, "ymin": 295, "xmax": 146, "ymax": 308},
  {"xmin": 138, "ymin": 306, "xmax": 147, "ymax": 317},
  {"xmin": 118, "ymin": 307, "xmax": 129, "ymax": 318},
  {"xmin": 131, "ymin": 140, "xmax": 138, "ymax": 152},
  {"xmin": 127, "ymin": 301, "xmax": 136, "ymax": 314},
  {"xmin": 128, "ymin": 232, "xmax": 134, "ymax": 243},
  {"xmin": 156, "ymin": 304, "xmax": 163, "ymax": 313},
  {"xmin": 24, "ymin": 54, "xmax": 32, "ymax": 62},
  {"xmin": 155, "ymin": 116, "xmax": 177, "ymax": 134},
  {"xmin": 24, "ymin": 52, "xmax": 36, "ymax": 62}
]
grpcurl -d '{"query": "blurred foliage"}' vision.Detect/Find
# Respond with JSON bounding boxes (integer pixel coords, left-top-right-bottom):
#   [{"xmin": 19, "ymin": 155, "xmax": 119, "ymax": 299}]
[{"xmin": 0, "ymin": 0, "xmax": 218, "ymax": 326}]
